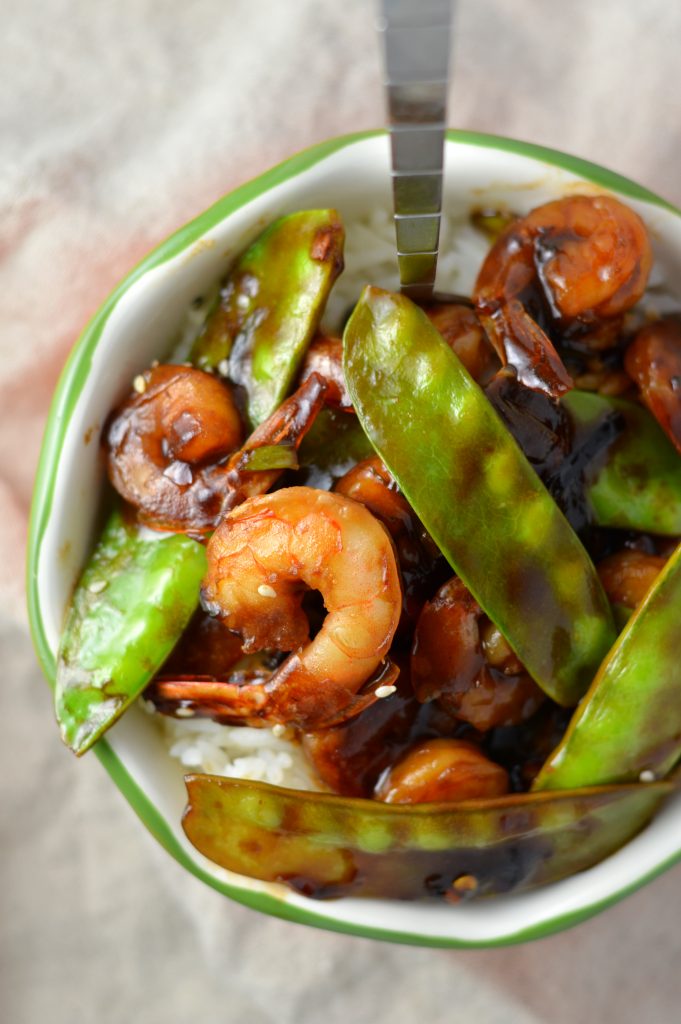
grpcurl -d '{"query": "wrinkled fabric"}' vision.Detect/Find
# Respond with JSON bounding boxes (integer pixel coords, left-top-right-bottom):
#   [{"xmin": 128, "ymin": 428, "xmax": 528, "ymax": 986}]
[{"xmin": 3, "ymin": 1, "xmax": 681, "ymax": 1021}]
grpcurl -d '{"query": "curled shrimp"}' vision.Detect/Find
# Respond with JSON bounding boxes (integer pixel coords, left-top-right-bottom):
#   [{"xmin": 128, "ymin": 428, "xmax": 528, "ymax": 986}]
[
  {"xmin": 624, "ymin": 318, "xmax": 681, "ymax": 454},
  {"xmin": 197, "ymin": 486, "xmax": 402, "ymax": 729},
  {"xmin": 106, "ymin": 366, "xmax": 327, "ymax": 533},
  {"xmin": 106, "ymin": 364, "xmax": 242, "ymax": 531},
  {"xmin": 411, "ymin": 577, "xmax": 545, "ymax": 732},
  {"xmin": 474, "ymin": 195, "xmax": 652, "ymax": 396}
]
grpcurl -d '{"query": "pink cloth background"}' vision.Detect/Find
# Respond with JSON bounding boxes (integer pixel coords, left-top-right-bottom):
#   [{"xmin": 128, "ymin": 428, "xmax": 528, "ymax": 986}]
[{"xmin": 4, "ymin": 1, "xmax": 681, "ymax": 1021}]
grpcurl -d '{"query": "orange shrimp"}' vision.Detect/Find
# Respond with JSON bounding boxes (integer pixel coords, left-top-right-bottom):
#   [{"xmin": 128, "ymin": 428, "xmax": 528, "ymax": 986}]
[
  {"xmin": 106, "ymin": 367, "xmax": 327, "ymax": 533},
  {"xmin": 474, "ymin": 195, "xmax": 652, "ymax": 396},
  {"xmin": 411, "ymin": 577, "xmax": 545, "ymax": 732},
  {"xmin": 106, "ymin": 364, "xmax": 242, "ymax": 532},
  {"xmin": 624, "ymin": 319, "xmax": 681, "ymax": 454},
  {"xmin": 195, "ymin": 487, "xmax": 402, "ymax": 729},
  {"xmin": 374, "ymin": 738, "xmax": 510, "ymax": 804}
]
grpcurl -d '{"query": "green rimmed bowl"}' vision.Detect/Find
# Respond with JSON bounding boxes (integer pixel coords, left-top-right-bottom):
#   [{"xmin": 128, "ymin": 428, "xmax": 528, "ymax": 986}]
[{"xmin": 27, "ymin": 130, "xmax": 681, "ymax": 947}]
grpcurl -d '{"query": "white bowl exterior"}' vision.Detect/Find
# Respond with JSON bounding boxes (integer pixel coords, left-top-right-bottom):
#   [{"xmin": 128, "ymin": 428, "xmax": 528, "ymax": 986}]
[{"xmin": 36, "ymin": 135, "xmax": 681, "ymax": 944}]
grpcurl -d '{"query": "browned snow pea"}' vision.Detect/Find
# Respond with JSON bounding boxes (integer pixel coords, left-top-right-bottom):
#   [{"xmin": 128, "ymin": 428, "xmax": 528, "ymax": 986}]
[
  {"xmin": 191, "ymin": 210, "xmax": 344, "ymax": 428},
  {"xmin": 563, "ymin": 390, "xmax": 681, "ymax": 535},
  {"xmin": 343, "ymin": 287, "xmax": 616, "ymax": 707},
  {"xmin": 535, "ymin": 541, "xmax": 681, "ymax": 791},
  {"xmin": 56, "ymin": 507, "xmax": 207, "ymax": 755},
  {"xmin": 182, "ymin": 775, "xmax": 671, "ymax": 901}
]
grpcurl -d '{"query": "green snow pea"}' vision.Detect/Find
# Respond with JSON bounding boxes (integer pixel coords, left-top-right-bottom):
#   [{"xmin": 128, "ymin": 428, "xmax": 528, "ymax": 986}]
[
  {"xmin": 182, "ymin": 775, "xmax": 671, "ymax": 901},
  {"xmin": 563, "ymin": 390, "xmax": 681, "ymax": 535},
  {"xmin": 56, "ymin": 507, "xmax": 206, "ymax": 755},
  {"xmin": 344, "ymin": 287, "xmax": 616, "ymax": 707},
  {"xmin": 535, "ymin": 541, "xmax": 681, "ymax": 790},
  {"xmin": 191, "ymin": 210, "xmax": 344, "ymax": 427}
]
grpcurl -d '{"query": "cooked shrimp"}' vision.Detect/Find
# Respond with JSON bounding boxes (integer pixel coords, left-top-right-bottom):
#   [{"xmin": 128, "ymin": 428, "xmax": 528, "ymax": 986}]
[
  {"xmin": 474, "ymin": 195, "xmax": 652, "ymax": 396},
  {"xmin": 374, "ymin": 738, "xmax": 509, "ymax": 804},
  {"xmin": 106, "ymin": 364, "xmax": 242, "ymax": 532},
  {"xmin": 597, "ymin": 548, "xmax": 668, "ymax": 611},
  {"xmin": 301, "ymin": 661, "xmax": 462, "ymax": 797},
  {"xmin": 299, "ymin": 334, "xmax": 353, "ymax": 411},
  {"xmin": 334, "ymin": 456, "xmax": 444, "ymax": 625},
  {"xmin": 198, "ymin": 487, "xmax": 402, "ymax": 729},
  {"xmin": 624, "ymin": 319, "xmax": 681, "ymax": 453},
  {"xmin": 422, "ymin": 301, "xmax": 498, "ymax": 383},
  {"xmin": 411, "ymin": 577, "xmax": 545, "ymax": 731},
  {"xmin": 107, "ymin": 367, "xmax": 327, "ymax": 533}
]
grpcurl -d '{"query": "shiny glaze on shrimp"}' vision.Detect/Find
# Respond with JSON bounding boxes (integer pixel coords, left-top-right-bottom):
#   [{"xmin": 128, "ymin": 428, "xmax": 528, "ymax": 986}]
[
  {"xmin": 411, "ymin": 577, "xmax": 545, "ymax": 732},
  {"xmin": 107, "ymin": 367, "xmax": 327, "ymax": 533},
  {"xmin": 198, "ymin": 486, "xmax": 402, "ymax": 729},
  {"xmin": 474, "ymin": 195, "xmax": 652, "ymax": 396},
  {"xmin": 106, "ymin": 364, "xmax": 242, "ymax": 532},
  {"xmin": 625, "ymin": 318, "xmax": 681, "ymax": 454},
  {"xmin": 299, "ymin": 334, "xmax": 353, "ymax": 411}
]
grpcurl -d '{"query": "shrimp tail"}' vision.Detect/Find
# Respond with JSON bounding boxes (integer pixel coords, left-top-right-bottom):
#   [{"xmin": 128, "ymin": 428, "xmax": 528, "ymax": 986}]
[
  {"xmin": 479, "ymin": 299, "xmax": 573, "ymax": 397},
  {"xmin": 220, "ymin": 373, "xmax": 328, "ymax": 513},
  {"xmin": 147, "ymin": 659, "xmax": 401, "ymax": 730}
]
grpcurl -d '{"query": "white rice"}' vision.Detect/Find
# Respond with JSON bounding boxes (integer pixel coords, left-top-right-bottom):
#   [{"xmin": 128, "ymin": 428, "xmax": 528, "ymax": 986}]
[
  {"xmin": 160, "ymin": 715, "xmax": 321, "ymax": 790},
  {"xmin": 156, "ymin": 203, "xmax": 489, "ymax": 787}
]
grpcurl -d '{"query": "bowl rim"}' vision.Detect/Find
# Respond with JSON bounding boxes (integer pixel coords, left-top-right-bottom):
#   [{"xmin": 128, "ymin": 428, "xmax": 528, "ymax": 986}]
[{"xmin": 26, "ymin": 128, "xmax": 681, "ymax": 948}]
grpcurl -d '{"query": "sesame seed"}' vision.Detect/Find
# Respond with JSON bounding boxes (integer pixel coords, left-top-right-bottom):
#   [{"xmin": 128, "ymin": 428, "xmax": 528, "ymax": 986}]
[
  {"xmin": 133, "ymin": 374, "xmax": 147, "ymax": 394},
  {"xmin": 236, "ymin": 293, "xmax": 250, "ymax": 310},
  {"xmin": 272, "ymin": 724, "xmax": 287, "ymax": 738},
  {"xmin": 87, "ymin": 579, "xmax": 107, "ymax": 594},
  {"xmin": 163, "ymin": 460, "xmax": 193, "ymax": 486},
  {"xmin": 452, "ymin": 874, "xmax": 478, "ymax": 895},
  {"xmin": 175, "ymin": 706, "xmax": 196, "ymax": 718},
  {"xmin": 217, "ymin": 359, "xmax": 230, "ymax": 376},
  {"xmin": 258, "ymin": 584, "xmax": 277, "ymax": 598},
  {"xmin": 151, "ymin": 359, "xmax": 159, "ymax": 368},
  {"xmin": 639, "ymin": 769, "xmax": 656, "ymax": 783},
  {"xmin": 375, "ymin": 684, "xmax": 397, "ymax": 699}
]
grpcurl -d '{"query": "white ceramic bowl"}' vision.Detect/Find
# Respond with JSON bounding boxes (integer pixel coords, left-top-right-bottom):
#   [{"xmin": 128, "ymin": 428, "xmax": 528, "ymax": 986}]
[{"xmin": 28, "ymin": 131, "xmax": 681, "ymax": 947}]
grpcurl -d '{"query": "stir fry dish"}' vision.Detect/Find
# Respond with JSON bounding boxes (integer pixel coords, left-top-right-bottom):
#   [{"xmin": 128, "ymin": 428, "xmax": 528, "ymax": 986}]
[{"xmin": 55, "ymin": 199, "xmax": 681, "ymax": 902}]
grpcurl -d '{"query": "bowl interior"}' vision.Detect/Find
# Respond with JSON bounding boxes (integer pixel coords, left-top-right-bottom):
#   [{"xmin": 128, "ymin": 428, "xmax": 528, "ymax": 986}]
[{"xmin": 28, "ymin": 131, "xmax": 681, "ymax": 946}]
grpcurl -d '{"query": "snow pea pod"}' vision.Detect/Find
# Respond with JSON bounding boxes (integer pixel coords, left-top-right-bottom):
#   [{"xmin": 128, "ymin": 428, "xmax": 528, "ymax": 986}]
[
  {"xmin": 182, "ymin": 775, "xmax": 671, "ymax": 901},
  {"xmin": 535, "ymin": 541, "xmax": 681, "ymax": 790},
  {"xmin": 191, "ymin": 210, "xmax": 344, "ymax": 427},
  {"xmin": 562, "ymin": 390, "xmax": 681, "ymax": 535},
  {"xmin": 56, "ymin": 508, "xmax": 206, "ymax": 755},
  {"xmin": 343, "ymin": 287, "xmax": 616, "ymax": 707}
]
